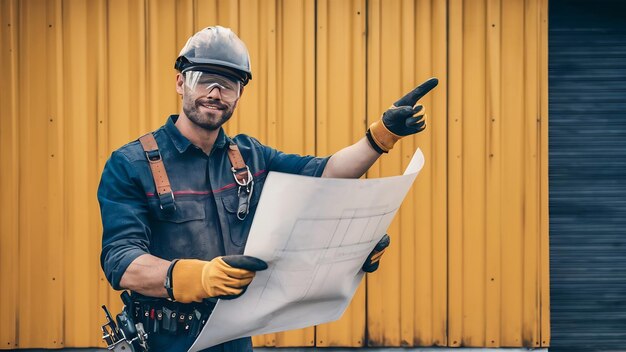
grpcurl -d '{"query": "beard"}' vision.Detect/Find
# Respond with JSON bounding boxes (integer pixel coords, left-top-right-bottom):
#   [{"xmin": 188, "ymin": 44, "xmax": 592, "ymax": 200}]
[{"xmin": 182, "ymin": 96, "xmax": 235, "ymax": 131}]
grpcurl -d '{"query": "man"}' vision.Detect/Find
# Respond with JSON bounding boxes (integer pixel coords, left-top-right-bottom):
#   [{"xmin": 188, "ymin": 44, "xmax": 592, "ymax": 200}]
[{"xmin": 98, "ymin": 26, "xmax": 437, "ymax": 351}]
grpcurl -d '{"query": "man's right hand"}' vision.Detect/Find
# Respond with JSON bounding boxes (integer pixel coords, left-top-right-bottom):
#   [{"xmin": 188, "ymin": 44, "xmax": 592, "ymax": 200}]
[{"xmin": 171, "ymin": 255, "xmax": 268, "ymax": 303}]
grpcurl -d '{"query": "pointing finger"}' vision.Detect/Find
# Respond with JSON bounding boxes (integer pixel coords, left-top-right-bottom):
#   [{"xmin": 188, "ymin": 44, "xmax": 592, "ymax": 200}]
[{"xmin": 394, "ymin": 77, "xmax": 439, "ymax": 107}]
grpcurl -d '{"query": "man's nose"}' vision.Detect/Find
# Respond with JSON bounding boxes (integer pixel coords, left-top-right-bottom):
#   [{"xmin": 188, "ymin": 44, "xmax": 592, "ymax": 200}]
[{"xmin": 206, "ymin": 85, "xmax": 222, "ymax": 100}]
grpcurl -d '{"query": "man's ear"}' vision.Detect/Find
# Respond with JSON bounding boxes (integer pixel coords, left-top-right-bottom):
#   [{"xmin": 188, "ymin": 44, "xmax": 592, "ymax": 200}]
[{"xmin": 175, "ymin": 73, "xmax": 184, "ymax": 96}]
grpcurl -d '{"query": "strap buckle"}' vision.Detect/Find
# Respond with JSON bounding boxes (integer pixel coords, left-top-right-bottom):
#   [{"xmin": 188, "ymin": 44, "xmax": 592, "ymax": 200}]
[
  {"xmin": 231, "ymin": 165, "xmax": 253, "ymax": 187},
  {"xmin": 158, "ymin": 191, "xmax": 176, "ymax": 212},
  {"xmin": 145, "ymin": 149, "xmax": 162, "ymax": 162},
  {"xmin": 236, "ymin": 181, "xmax": 254, "ymax": 221},
  {"xmin": 232, "ymin": 165, "xmax": 254, "ymax": 221}
]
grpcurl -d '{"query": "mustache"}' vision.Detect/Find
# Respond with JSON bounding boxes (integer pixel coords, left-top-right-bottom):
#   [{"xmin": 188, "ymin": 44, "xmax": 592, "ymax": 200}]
[{"xmin": 196, "ymin": 98, "xmax": 228, "ymax": 110}]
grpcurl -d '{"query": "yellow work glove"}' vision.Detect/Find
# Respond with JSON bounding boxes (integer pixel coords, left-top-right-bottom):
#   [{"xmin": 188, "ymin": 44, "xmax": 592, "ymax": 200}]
[
  {"xmin": 366, "ymin": 78, "xmax": 438, "ymax": 153},
  {"xmin": 170, "ymin": 255, "xmax": 268, "ymax": 303},
  {"xmin": 362, "ymin": 234, "xmax": 390, "ymax": 273}
]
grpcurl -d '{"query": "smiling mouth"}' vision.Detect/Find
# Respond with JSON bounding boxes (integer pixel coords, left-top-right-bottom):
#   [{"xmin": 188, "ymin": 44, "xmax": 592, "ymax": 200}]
[
  {"xmin": 200, "ymin": 103, "xmax": 223, "ymax": 110},
  {"xmin": 198, "ymin": 100, "xmax": 227, "ymax": 111}
]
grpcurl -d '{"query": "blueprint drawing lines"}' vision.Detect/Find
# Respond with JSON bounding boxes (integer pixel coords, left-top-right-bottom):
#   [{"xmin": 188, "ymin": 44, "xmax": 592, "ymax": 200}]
[{"xmin": 259, "ymin": 206, "xmax": 397, "ymax": 304}]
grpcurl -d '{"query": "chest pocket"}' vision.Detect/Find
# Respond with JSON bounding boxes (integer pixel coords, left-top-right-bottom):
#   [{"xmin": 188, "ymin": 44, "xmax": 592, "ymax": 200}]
[
  {"xmin": 220, "ymin": 180, "xmax": 263, "ymax": 247},
  {"xmin": 148, "ymin": 199, "xmax": 208, "ymax": 260}
]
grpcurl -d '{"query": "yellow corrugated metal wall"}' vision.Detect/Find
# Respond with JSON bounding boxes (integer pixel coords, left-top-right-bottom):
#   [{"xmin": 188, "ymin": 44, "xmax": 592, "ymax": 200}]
[{"xmin": 0, "ymin": 0, "xmax": 549, "ymax": 349}]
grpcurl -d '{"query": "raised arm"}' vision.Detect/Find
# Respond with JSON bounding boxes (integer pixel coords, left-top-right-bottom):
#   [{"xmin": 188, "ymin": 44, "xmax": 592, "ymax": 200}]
[{"xmin": 322, "ymin": 77, "xmax": 438, "ymax": 178}]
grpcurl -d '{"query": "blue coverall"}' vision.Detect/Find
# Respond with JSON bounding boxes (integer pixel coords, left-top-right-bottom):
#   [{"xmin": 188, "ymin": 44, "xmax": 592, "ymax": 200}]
[{"xmin": 98, "ymin": 115, "xmax": 329, "ymax": 351}]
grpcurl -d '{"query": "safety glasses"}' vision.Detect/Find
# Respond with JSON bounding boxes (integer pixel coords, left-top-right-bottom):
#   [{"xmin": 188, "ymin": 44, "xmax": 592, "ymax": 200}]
[{"xmin": 184, "ymin": 71, "xmax": 242, "ymax": 102}]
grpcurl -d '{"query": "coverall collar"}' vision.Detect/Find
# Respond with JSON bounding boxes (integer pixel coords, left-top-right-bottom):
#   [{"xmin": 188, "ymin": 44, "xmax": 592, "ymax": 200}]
[{"xmin": 165, "ymin": 114, "xmax": 229, "ymax": 153}]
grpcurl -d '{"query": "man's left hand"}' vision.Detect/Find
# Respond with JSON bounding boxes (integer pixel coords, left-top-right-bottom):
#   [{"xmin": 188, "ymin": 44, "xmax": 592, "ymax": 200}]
[
  {"xmin": 366, "ymin": 77, "xmax": 438, "ymax": 153},
  {"xmin": 362, "ymin": 234, "xmax": 390, "ymax": 273}
]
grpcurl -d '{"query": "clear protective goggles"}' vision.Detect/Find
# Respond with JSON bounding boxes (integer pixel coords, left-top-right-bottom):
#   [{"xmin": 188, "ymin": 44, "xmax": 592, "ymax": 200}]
[{"xmin": 183, "ymin": 71, "xmax": 242, "ymax": 102}]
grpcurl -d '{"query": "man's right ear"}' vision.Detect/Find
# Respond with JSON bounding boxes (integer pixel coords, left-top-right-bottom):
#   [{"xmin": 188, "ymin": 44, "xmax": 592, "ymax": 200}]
[{"xmin": 175, "ymin": 73, "xmax": 184, "ymax": 96}]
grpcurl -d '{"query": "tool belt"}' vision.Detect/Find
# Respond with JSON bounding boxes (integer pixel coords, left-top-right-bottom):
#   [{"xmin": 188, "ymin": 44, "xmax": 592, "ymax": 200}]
[{"xmin": 131, "ymin": 297, "xmax": 215, "ymax": 338}]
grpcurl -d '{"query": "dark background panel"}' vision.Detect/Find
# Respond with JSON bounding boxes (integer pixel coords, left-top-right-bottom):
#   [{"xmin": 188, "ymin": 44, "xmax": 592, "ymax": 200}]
[{"xmin": 549, "ymin": 0, "xmax": 626, "ymax": 351}]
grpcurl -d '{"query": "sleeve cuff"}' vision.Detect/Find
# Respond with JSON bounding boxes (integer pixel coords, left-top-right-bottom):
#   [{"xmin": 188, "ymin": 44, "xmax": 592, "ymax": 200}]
[{"xmin": 107, "ymin": 248, "xmax": 148, "ymax": 290}]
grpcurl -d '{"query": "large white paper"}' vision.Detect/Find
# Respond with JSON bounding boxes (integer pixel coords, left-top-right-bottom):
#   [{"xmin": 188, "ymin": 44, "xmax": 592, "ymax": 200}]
[{"xmin": 188, "ymin": 149, "xmax": 425, "ymax": 351}]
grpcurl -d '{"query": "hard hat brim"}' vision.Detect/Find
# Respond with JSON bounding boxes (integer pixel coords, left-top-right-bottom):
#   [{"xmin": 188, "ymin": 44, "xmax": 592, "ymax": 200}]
[{"xmin": 181, "ymin": 63, "xmax": 251, "ymax": 86}]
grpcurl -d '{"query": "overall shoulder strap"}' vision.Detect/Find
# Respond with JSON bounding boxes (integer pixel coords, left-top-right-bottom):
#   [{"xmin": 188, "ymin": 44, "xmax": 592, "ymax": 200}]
[
  {"xmin": 227, "ymin": 142, "xmax": 251, "ymax": 185},
  {"xmin": 138, "ymin": 133, "xmax": 176, "ymax": 212},
  {"xmin": 226, "ymin": 141, "xmax": 254, "ymax": 220}
]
